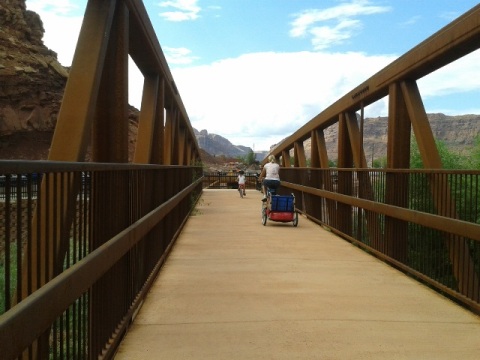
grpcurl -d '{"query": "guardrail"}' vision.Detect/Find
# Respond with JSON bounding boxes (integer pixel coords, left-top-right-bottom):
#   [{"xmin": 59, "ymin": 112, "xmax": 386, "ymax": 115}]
[
  {"xmin": 280, "ymin": 168, "xmax": 480, "ymax": 314},
  {"xmin": 0, "ymin": 174, "xmax": 40, "ymax": 201},
  {"xmin": 0, "ymin": 161, "xmax": 203, "ymax": 359},
  {"xmin": 202, "ymin": 173, "xmax": 261, "ymax": 190}
]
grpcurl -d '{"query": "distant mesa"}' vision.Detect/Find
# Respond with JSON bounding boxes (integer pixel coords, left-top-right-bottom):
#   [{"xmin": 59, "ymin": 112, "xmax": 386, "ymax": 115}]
[{"xmin": 193, "ymin": 128, "xmax": 268, "ymax": 159}]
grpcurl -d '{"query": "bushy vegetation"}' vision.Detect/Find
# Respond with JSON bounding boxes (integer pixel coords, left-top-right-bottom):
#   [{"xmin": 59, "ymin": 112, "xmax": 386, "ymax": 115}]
[
  {"xmin": 371, "ymin": 135, "xmax": 480, "ymax": 170},
  {"xmin": 237, "ymin": 150, "xmax": 257, "ymax": 166},
  {"xmin": 407, "ymin": 135, "xmax": 480, "ymax": 290},
  {"xmin": 410, "ymin": 137, "xmax": 475, "ymax": 169},
  {"xmin": 0, "ymin": 243, "xmax": 18, "ymax": 314}
]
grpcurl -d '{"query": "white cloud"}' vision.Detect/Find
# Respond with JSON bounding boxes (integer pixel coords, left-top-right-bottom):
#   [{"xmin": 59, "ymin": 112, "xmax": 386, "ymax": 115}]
[
  {"xmin": 27, "ymin": 0, "xmax": 80, "ymax": 15},
  {"xmin": 399, "ymin": 15, "xmax": 422, "ymax": 27},
  {"xmin": 129, "ymin": 58, "xmax": 145, "ymax": 110},
  {"xmin": 158, "ymin": 0, "xmax": 200, "ymax": 21},
  {"xmin": 416, "ymin": 50, "xmax": 480, "ymax": 115},
  {"xmin": 418, "ymin": 50, "xmax": 480, "ymax": 97},
  {"xmin": 168, "ymin": 48, "xmax": 480, "ymax": 151},
  {"xmin": 439, "ymin": 11, "xmax": 464, "ymax": 22},
  {"xmin": 310, "ymin": 19, "xmax": 361, "ymax": 50},
  {"xmin": 290, "ymin": 0, "xmax": 391, "ymax": 50},
  {"xmin": 26, "ymin": 0, "xmax": 85, "ymax": 66},
  {"xmin": 164, "ymin": 47, "xmax": 200, "ymax": 64},
  {"xmin": 170, "ymin": 51, "xmax": 395, "ymax": 150}
]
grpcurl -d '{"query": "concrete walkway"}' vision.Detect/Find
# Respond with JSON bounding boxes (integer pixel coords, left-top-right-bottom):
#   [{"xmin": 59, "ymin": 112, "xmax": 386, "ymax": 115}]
[{"xmin": 115, "ymin": 189, "xmax": 480, "ymax": 359}]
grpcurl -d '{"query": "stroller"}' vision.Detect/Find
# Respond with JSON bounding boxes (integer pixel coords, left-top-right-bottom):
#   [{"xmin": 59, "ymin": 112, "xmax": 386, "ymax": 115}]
[{"xmin": 261, "ymin": 185, "xmax": 298, "ymax": 226}]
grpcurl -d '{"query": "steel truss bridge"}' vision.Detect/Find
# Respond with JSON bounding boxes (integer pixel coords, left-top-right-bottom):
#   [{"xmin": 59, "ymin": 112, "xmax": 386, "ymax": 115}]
[{"xmin": 1, "ymin": 1, "xmax": 480, "ymax": 359}]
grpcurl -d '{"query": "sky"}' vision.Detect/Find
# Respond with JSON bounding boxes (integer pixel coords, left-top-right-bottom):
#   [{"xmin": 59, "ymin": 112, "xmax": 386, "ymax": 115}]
[{"xmin": 27, "ymin": 0, "xmax": 480, "ymax": 151}]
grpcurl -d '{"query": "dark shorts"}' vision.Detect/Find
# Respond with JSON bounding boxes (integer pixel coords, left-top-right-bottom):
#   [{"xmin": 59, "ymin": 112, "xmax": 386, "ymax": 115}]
[{"xmin": 263, "ymin": 179, "xmax": 280, "ymax": 192}]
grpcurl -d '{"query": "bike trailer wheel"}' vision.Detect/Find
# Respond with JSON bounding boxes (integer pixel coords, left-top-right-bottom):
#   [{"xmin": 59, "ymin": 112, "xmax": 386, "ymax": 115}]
[
  {"xmin": 262, "ymin": 208, "xmax": 267, "ymax": 225},
  {"xmin": 293, "ymin": 212, "xmax": 299, "ymax": 227}
]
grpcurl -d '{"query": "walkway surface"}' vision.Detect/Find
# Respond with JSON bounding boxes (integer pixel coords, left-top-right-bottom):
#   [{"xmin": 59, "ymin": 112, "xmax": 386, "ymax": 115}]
[{"xmin": 115, "ymin": 189, "xmax": 480, "ymax": 359}]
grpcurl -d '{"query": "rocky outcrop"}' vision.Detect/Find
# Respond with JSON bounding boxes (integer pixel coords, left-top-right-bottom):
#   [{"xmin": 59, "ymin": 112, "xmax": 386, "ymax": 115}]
[
  {"xmin": 0, "ymin": 0, "xmax": 140, "ymax": 161},
  {"xmin": 0, "ymin": 0, "xmax": 68, "ymax": 136},
  {"xmin": 304, "ymin": 113, "xmax": 480, "ymax": 162},
  {"xmin": 194, "ymin": 128, "xmax": 253, "ymax": 157}
]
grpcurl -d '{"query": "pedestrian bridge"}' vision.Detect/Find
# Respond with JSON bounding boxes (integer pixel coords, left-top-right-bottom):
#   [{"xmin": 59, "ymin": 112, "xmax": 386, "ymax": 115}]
[
  {"xmin": 114, "ymin": 190, "xmax": 480, "ymax": 359},
  {"xmin": 1, "ymin": 0, "xmax": 480, "ymax": 359}
]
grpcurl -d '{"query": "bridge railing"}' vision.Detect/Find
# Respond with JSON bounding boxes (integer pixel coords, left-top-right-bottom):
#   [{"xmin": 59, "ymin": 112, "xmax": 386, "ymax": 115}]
[
  {"xmin": 202, "ymin": 173, "xmax": 260, "ymax": 190},
  {"xmin": 0, "ymin": 161, "xmax": 203, "ymax": 359},
  {"xmin": 280, "ymin": 168, "xmax": 480, "ymax": 314}
]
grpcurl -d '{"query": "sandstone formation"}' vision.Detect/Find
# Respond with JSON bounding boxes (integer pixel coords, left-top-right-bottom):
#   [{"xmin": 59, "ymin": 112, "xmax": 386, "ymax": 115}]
[
  {"xmin": 0, "ymin": 0, "xmax": 67, "ymax": 138},
  {"xmin": 195, "ymin": 128, "xmax": 254, "ymax": 157},
  {"xmin": 307, "ymin": 113, "xmax": 480, "ymax": 163}
]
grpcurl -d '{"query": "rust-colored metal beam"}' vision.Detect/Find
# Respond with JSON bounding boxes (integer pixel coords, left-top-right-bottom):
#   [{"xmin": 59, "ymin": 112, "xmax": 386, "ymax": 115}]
[
  {"xmin": 281, "ymin": 150, "xmax": 290, "ymax": 167},
  {"xmin": 294, "ymin": 141, "xmax": 306, "ymax": 167},
  {"xmin": 171, "ymin": 115, "xmax": 181, "ymax": 165},
  {"xmin": 21, "ymin": 0, "xmax": 118, "ymax": 306},
  {"xmin": 48, "ymin": 0, "xmax": 117, "ymax": 161},
  {"xmin": 402, "ymin": 80, "xmax": 479, "ymax": 299},
  {"xmin": 269, "ymin": 4, "xmax": 480, "ymax": 161},
  {"xmin": 337, "ymin": 113, "xmax": 352, "ymax": 168},
  {"xmin": 345, "ymin": 112, "xmax": 383, "ymax": 248},
  {"xmin": 387, "ymin": 82, "xmax": 411, "ymax": 168},
  {"xmin": 336, "ymin": 114, "xmax": 353, "ymax": 235},
  {"xmin": 310, "ymin": 129, "xmax": 329, "ymax": 168},
  {"xmin": 344, "ymin": 111, "xmax": 368, "ymax": 168},
  {"xmin": 401, "ymin": 81, "xmax": 442, "ymax": 168},
  {"xmin": 124, "ymin": 0, "xmax": 199, "ymax": 162},
  {"xmin": 93, "ymin": 2, "xmax": 129, "ymax": 163},
  {"xmin": 177, "ymin": 127, "xmax": 186, "ymax": 165},
  {"xmin": 384, "ymin": 82, "xmax": 411, "ymax": 261}
]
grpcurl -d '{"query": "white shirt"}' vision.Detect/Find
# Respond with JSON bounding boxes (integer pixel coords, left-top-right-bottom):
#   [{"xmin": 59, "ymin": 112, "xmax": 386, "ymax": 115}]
[{"xmin": 264, "ymin": 162, "xmax": 280, "ymax": 180}]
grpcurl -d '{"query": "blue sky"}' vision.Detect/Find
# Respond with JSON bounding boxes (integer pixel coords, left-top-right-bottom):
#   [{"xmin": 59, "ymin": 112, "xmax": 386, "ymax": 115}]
[{"xmin": 27, "ymin": 0, "xmax": 480, "ymax": 151}]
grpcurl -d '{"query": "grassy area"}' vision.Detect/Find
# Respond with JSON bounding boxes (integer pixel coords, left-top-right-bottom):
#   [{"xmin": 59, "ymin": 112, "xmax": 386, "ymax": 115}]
[{"xmin": 0, "ymin": 242, "xmax": 19, "ymax": 314}]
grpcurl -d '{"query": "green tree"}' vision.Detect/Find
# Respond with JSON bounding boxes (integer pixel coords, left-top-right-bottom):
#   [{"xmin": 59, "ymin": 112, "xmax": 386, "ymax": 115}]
[
  {"xmin": 246, "ymin": 150, "xmax": 256, "ymax": 165},
  {"xmin": 372, "ymin": 157, "xmax": 387, "ymax": 168},
  {"xmin": 467, "ymin": 135, "xmax": 480, "ymax": 169},
  {"xmin": 410, "ymin": 138, "xmax": 470, "ymax": 169}
]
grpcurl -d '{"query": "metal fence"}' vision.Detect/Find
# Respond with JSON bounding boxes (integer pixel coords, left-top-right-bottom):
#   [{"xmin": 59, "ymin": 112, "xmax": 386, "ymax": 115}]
[
  {"xmin": 2, "ymin": 163, "xmax": 480, "ymax": 358},
  {"xmin": 0, "ymin": 161, "xmax": 203, "ymax": 359},
  {"xmin": 281, "ymin": 168, "xmax": 480, "ymax": 314},
  {"xmin": 202, "ymin": 172, "xmax": 261, "ymax": 190}
]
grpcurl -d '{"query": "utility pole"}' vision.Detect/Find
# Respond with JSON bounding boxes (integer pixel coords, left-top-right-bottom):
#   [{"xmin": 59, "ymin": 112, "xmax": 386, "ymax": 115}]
[{"xmin": 371, "ymin": 143, "xmax": 374, "ymax": 168}]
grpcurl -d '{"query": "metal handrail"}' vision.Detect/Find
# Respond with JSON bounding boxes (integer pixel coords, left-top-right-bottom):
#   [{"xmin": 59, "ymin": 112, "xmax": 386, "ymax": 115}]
[
  {"xmin": 0, "ymin": 161, "xmax": 203, "ymax": 359},
  {"xmin": 280, "ymin": 167, "xmax": 480, "ymax": 313}
]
